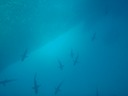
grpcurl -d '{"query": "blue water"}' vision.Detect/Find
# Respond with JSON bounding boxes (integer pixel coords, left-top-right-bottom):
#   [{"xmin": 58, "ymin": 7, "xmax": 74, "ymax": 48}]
[{"xmin": 0, "ymin": 0, "xmax": 128, "ymax": 96}]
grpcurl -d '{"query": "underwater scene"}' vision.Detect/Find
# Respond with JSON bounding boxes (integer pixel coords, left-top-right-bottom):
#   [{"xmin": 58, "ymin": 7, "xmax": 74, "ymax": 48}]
[{"xmin": 0, "ymin": 0, "xmax": 128, "ymax": 96}]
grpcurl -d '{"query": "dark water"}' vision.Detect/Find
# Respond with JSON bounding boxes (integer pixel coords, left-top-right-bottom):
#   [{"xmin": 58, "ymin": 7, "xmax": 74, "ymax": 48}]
[{"xmin": 0, "ymin": 0, "xmax": 128, "ymax": 96}]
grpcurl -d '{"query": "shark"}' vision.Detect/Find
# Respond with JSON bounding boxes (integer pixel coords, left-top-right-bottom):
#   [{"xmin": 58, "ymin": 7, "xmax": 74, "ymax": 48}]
[
  {"xmin": 57, "ymin": 59, "xmax": 64, "ymax": 70},
  {"xmin": 0, "ymin": 79, "xmax": 16, "ymax": 86},
  {"xmin": 32, "ymin": 73, "xmax": 40, "ymax": 95},
  {"xmin": 73, "ymin": 53, "xmax": 79, "ymax": 66},
  {"xmin": 54, "ymin": 81, "xmax": 63, "ymax": 95},
  {"xmin": 70, "ymin": 49, "xmax": 79, "ymax": 66},
  {"xmin": 21, "ymin": 49, "xmax": 28, "ymax": 62}
]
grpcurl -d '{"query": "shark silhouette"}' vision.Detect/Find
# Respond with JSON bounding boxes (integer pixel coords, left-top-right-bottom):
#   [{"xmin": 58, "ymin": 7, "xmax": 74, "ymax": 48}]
[
  {"xmin": 54, "ymin": 81, "xmax": 63, "ymax": 95},
  {"xmin": 73, "ymin": 53, "xmax": 79, "ymax": 66},
  {"xmin": 32, "ymin": 73, "xmax": 40, "ymax": 94},
  {"xmin": 58, "ymin": 59, "xmax": 64, "ymax": 70},
  {"xmin": 0, "ymin": 79, "xmax": 16, "ymax": 86},
  {"xmin": 70, "ymin": 49, "xmax": 79, "ymax": 66},
  {"xmin": 21, "ymin": 49, "xmax": 28, "ymax": 62}
]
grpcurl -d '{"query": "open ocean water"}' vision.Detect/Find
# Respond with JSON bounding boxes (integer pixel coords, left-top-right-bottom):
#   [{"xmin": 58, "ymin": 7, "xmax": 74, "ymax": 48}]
[{"xmin": 0, "ymin": 0, "xmax": 128, "ymax": 96}]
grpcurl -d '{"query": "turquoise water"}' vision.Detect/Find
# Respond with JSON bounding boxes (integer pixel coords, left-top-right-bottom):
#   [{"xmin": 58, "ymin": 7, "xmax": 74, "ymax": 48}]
[{"xmin": 0, "ymin": 0, "xmax": 128, "ymax": 96}]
